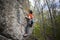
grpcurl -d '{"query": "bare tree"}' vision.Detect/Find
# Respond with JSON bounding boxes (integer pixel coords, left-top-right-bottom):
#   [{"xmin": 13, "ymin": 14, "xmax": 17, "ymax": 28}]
[
  {"xmin": 45, "ymin": 0, "xmax": 57, "ymax": 40},
  {"xmin": 34, "ymin": 0, "xmax": 47, "ymax": 40}
]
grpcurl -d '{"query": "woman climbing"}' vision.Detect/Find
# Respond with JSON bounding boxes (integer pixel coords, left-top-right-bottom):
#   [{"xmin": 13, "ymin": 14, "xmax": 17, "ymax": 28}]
[{"xmin": 23, "ymin": 10, "xmax": 34, "ymax": 37}]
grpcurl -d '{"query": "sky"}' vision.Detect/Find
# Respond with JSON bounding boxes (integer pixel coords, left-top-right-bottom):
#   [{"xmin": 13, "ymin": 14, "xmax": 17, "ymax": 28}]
[
  {"xmin": 29, "ymin": 0, "xmax": 59, "ymax": 10},
  {"xmin": 29, "ymin": 0, "xmax": 35, "ymax": 7},
  {"xmin": 29, "ymin": 0, "xmax": 59, "ymax": 6},
  {"xmin": 55, "ymin": 0, "xmax": 59, "ymax": 3}
]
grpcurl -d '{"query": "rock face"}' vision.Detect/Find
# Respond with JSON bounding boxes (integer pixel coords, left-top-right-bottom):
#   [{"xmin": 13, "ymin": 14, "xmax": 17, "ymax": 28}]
[{"xmin": 0, "ymin": 0, "xmax": 27, "ymax": 40}]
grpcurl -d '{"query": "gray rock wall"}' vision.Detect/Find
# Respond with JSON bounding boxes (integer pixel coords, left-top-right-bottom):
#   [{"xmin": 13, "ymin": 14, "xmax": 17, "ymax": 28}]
[{"xmin": 0, "ymin": 0, "xmax": 27, "ymax": 40}]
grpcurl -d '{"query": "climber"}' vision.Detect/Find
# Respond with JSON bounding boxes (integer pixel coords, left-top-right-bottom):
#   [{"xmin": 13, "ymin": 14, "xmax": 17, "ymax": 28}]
[{"xmin": 23, "ymin": 10, "xmax": 34, "ymax": 37}]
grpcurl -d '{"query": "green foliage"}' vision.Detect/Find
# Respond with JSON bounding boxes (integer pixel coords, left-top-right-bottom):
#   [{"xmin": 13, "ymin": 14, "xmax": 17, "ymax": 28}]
[
  {"xmin": 28, "ymin": 15, "xmax": 60, "ymax": 40},
  {"xmin": 32, "ymin": 22, "xmax": 45, "ymax": 40},
  {"xmin": 55, "ymin": 15, "xmax": 60, "ymax": 40}
]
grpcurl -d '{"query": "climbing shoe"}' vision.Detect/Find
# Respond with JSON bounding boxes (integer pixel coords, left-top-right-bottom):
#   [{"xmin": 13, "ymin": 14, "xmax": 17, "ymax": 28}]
[{"xmin": 23, "ymin": 34, "xmax": 28, "ymax": 37}]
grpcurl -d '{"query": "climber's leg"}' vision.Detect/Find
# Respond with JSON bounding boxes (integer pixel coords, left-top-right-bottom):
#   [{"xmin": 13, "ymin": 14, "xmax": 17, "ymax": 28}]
[
  {"xmin": 29, "ymin": 20, "xmax": 33, "ymax": 27},
  {"xmin": 25, "ymin": 24, "xmax": 29, "ymax": 34},
  {"xmin": 31, "ymin": 20, "xmax": 33, "ymax": 27},
  {"xmin": 23, "ymin": 23, "xmax": 29, "ymax": 37}
]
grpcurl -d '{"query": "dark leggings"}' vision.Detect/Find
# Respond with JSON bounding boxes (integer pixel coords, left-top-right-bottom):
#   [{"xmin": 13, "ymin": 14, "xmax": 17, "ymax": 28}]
[
  {"xmin": 25, "ymin": 20, "xmax": 33, "ymax": 34},
  {"xmin": 25, "ymin": 23, "xmax": 29, "ymax": 34}
]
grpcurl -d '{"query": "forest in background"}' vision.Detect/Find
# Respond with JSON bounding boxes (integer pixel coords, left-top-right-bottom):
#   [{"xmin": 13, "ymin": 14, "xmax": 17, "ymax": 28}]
[
  {"xmin": 0, "ymin": 0, "xmax": 60, "ymax": 40},
  {"xmin": 28, "ymin": 0, "xmax": 60, "ymax": 40}
]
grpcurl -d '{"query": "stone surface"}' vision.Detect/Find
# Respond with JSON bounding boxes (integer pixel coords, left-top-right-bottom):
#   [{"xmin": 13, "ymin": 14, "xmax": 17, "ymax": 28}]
[
  {"xmin": 0, "ymin": 0, "xmax": 33, "ymax": 40},
  {"xmin": 0, "ymin": 0, "xmax": 27, "ymax": 40}
]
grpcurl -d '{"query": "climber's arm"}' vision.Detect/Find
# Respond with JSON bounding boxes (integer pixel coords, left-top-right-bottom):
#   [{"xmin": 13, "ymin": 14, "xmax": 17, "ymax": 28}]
[{"xmin": 25, "ymin": 16, "xmax": 30, "ymax": 20}]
